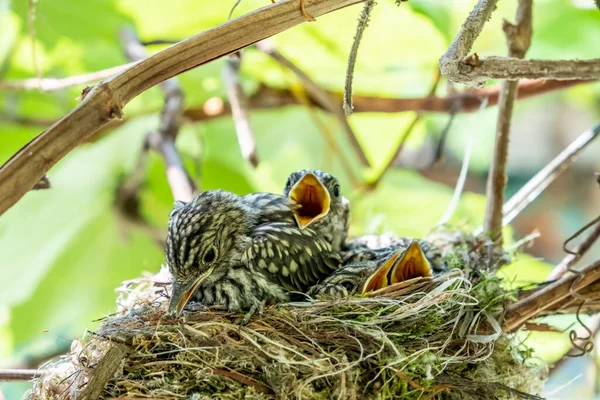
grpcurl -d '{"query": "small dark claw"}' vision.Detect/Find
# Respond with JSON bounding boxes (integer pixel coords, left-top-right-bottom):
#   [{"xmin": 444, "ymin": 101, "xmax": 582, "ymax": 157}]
[{"xmin": 235, "ymin": 301, "xmax": 265, "ymax": 326}]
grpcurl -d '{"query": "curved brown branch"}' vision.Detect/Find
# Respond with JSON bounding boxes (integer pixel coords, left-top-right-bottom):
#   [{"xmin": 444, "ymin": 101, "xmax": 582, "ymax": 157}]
[
  {"xmin": 503, "ymin": 259, "xmax": 600, "ymax": 333},
  {"xmin": 0, "ymin": 0, "xmax": 368, "ymax": 216}
]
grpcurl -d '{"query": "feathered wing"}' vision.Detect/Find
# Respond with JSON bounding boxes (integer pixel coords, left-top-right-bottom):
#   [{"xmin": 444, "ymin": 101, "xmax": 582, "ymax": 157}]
[
  {"xmin": 241, "ymin": 222, "xmax": 342, "ymax": 292},
  {"xmin": 241, "ymin": 193, "xmax": 297, "ymax": 225}
]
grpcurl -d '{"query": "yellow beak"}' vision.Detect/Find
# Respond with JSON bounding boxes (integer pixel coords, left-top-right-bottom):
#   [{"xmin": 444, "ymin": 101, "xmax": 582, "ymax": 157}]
[
  {"xmin": 288, "ymin": 172, "xmax": 331, "ymax": 229},
  {"xmin": 362, "ymin": 241, "xmax": 432, "ymax": 294}
]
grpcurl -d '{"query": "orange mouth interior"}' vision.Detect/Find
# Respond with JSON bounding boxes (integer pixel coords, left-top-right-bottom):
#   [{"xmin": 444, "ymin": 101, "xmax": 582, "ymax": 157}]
[
  {"xmin": 362, "ymin": 241, "xmax": 432, "ymax": 294},
  {"xmin": 289, "ymin": 173, "xmax": 331, "ymax": 229}
]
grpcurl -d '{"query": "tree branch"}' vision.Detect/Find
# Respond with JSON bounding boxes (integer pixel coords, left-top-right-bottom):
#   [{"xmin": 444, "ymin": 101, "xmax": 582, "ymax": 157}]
[
  {"xmin": 439, "ymin": 0, "xmax": 599, "ymax": 85},
  {"xmin": 439, "ymin": 0, "xmax": 499, "ymax": 85},
  {"xmin": 548, "ymin": 222, "xmax": 600, "ymax": 281},
  {"xmin": 222, "ymin": 52, "xmax": 260, "ymax": 167},
  {"xmin": 444, "ymin": 57, "xmax": 600, "ymax": 85},
  {"xmin": 502, "ymin": 259, "xmax": 600, "ymax": 333},
  {"xmin": 474, "ymin": 123, "xmax": 600, "ymax": 236},
  {"xmin": 0, "ymin": 63, "xmax": 136, "ymax": 91},
  {"xmin": 343, "ymin": 0, "xmax": 376, "ymax": 115},
  {"xmin": 483, "ymin": 0, "xmax": 532, "ymax": 248},
  {"xmin": 118, "ymin": 27, "xmax": 196, "ymax": 203},
  {"xmin": 0, "ymin": 0, "xmax": 368, "ymax": 216},
  {"xmin": 0, "ymin": 369, "xmax": 41, "ymax": 382}
]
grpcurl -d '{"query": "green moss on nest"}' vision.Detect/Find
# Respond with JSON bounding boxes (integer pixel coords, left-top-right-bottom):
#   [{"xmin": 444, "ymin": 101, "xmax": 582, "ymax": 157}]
[{"xmin": 27, "ymin": 233, "xmax": 547, "ymax": 400}]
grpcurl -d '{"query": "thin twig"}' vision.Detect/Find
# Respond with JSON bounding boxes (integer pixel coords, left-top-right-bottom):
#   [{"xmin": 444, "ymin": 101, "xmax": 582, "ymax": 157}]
[
  {"xmin": 0, "ymin": 63, "xmax": 137, "ymax": 91},
  {"xmin": 483, "ymin": 0, "xmax": 533, "ymax": 249},
  {"xmin": 222, "ymin": 52, "xmax": 259, "ymax": 167},
  {"xmin": 0, "ymin": 369, "xmax": 42, "ymax": 382},
  {"xmin": 257, "ymin": 39, "xmax": 371, "ymax": 167},
  {"xmin": 1, "ymin": 72, "xmax": 591, "ymax": 111},
  {"xmin": 474, "ymin": 123, "xmax": 600, "ymax": 236},
  {"xmin": 444, "ymin": 57, "xmax": 600, "ymax": 85},
  {"xmin": 0, "ymin": 0, "xmax": 369, "ymax": 216},
  {"xmin": 344, "ymin": 0, "xmax": 376, "ymax": 115},
  {"xmin": 437, "ymin": 131, "xmax": 473, "ymax": 226},
  {"xmin": 119, "ymin": 27, "xmax": 196, "ymax": 202},
  {"xmin": 503, "ymin": 124, "xmax": 600, "ymax": 227}
]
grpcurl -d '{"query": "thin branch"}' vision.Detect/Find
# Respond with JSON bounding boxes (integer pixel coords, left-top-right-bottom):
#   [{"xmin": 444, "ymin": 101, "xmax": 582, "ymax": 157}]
[
  {"xmin": 344, "ymin": 0, "xmax": 376, "ymax": 115},
  {"xmin": 502, "ymin": 123, "xmax": 600, "ymax": 227},
  {"xmin": 444, "ymin": 57, "xmax": 600, "ymax": 85},
  {"xmin": 546, "ymin": 218, "xmax": 600, "ymax": 281},
  {"xmin": 483, "ymin": 0, "xmax": 532, "ymax": 248},
  {"xmin": 437, "ymin": 132, "xmax": 473, "ymax": 225},
  {"xmin": 502, "ymin": 259, "xmax": 600, "ymax": 333},
  {"xmin": 1, "ymin": 73, "xmax": 591, "ymax": 113},
  {"xmin": 222, "ymin": 52, "xmax": 259, "ymax": 167},
  {"xmin": 439, "ymin": 0, "xmax": 599, "ymax": 85},
  {"xmin": 0, "ymin": 63, "xmax": 137, "ymax": 91},
  {"xmin": 0, "ymin": 0, "xmax": 368, "ymax": 216},
  {"xmin": 256, "ymin": 39, "xmax": 370, "ymax": 167},
  {"xmin": 473, "ymin": 123, "xmax": 600, "ymax": 236},
  {"xmin": 0, "ymin": 369, "xmax": 42, "ymax": 382},
  {"xmin": 119, "ymin": 27, "xmax": 196, "ymax": 202}
]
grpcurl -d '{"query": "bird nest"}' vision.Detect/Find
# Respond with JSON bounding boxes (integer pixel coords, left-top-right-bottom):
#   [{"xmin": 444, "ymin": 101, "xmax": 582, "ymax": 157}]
[{"xmin": 26, "ymin": 233, "xmax": 547, "ymax": 400}]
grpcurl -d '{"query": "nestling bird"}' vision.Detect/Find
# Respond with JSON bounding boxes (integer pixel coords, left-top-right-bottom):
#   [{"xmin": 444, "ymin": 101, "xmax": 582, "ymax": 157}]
[
  {"xmin": 283, "ymin": 169, "xmax": 350, "ymax": 252},
  {"xmin": 166, "ymin": 190, "xmax": 341, "ymax": 318},
  {"xmin": 310, "ymin": 238, "xmax": 446, "ymax": 297}
]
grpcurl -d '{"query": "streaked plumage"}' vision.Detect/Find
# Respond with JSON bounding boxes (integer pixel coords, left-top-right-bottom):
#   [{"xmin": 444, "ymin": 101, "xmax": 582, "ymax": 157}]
[{"xmin": 166, "ymin": 190, "xmax": 341, "ymax": 316}]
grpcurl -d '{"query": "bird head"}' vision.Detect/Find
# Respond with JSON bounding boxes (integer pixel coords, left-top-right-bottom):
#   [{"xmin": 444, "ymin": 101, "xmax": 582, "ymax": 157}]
[
  {"xmin": 165, "ymin": 190, "xmax": 251, "ymax": 316},
  {"xmin": 362, "ymin": 241, "xmax": 433, "ymax": 294},
  {"xmin": 283, "ymin": 169, "xmax": 346, "ymax": 229}
]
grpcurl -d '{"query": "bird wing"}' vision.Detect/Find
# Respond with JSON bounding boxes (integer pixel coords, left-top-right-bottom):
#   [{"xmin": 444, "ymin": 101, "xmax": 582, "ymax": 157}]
[
  {"xmin": 241, "ymin": 222, "xmax": 342, "ymax": 292},
  {"xmin": 242, "ymin": 193, "xmax": 297, "ymax": 225}
]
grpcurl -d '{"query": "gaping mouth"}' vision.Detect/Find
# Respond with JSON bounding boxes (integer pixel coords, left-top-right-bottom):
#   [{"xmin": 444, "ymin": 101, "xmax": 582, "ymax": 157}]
[
  {"xmin": 362, "ymin": 241, "xmax": 432, "ymax": 294},
  {"xmin": 288, "ymin": 172, "xmax": 331, "ymax": 229},
  {"xmin": 169, "ymin": 266, "xmax": 215, "ymax": 316}
]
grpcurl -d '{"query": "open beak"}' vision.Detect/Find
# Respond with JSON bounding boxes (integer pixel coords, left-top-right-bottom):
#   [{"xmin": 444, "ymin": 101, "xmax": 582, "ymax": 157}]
[
  {"xmin": 168, "ymin": 267, "xmax": 214, "ymax": 316},
  {"xmin": 362, "ymin": 241, "xmax": 432, "ymax": 294},
  {"xmin": 288, "ymin": 172, "xmax": 331, "ymax": 229}
]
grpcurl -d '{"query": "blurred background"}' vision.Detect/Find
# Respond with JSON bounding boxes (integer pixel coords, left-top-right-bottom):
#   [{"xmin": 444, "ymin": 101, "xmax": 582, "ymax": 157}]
[{"xmin": 0, "ymin": 0, "xmax": 599, "ymax": 398}]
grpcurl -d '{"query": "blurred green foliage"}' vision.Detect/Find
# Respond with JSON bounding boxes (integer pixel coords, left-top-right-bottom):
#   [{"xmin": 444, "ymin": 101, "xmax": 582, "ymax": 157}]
[{"xmin": 1, "ymin": 0, "xmax": 599, "ymax": 397}]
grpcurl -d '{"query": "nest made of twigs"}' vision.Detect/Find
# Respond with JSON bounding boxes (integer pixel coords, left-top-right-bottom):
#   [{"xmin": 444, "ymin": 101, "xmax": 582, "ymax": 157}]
[{"xmin": 26, "ymin": 232, "xmax": 548, "ymax": 400}]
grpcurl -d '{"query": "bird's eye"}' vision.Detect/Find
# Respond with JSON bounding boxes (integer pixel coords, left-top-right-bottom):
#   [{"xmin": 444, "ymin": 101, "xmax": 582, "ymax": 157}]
[
  {"xmin": 203, "ymin": 247, "xmax": 216, "ymax": 264},
  {"xmin": 333, "ymin": 184, "xmax": 340, "ymax": 197}
]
